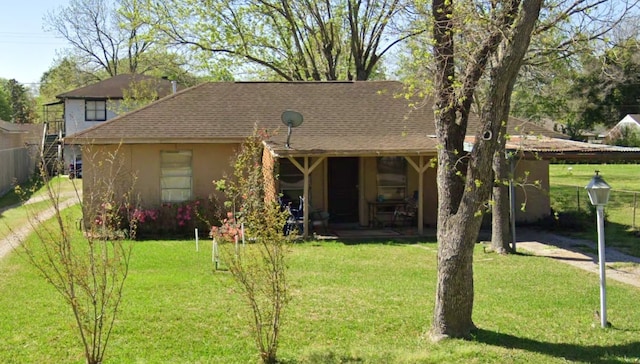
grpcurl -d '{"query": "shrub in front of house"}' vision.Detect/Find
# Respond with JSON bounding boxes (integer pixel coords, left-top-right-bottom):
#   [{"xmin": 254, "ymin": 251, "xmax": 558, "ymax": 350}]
[
  {"xmin": 127, "ymin": 199, "xmax": 220, "ymax": 240},
  {"xmin": 536, "ymin": 208, "xmax": 596, "ymax": 232}
]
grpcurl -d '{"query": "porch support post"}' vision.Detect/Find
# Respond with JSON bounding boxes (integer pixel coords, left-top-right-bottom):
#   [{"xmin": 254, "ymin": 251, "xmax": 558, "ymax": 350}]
[
  {"xmin": 303, "ymin": 157, "xmax": 309, "ymax": 237},
  {"xmin": 405, "ymin": 155, "xmax": 429, "ymax": 235},
  {"xmin": 287, "ymin": 156, "xmax": 326, "ymax": 238}
]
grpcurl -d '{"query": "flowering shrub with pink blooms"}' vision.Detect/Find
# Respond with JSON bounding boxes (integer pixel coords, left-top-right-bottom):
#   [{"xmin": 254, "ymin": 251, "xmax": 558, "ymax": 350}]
[
  {"xmin": 209, "ymin": 211, "xmax": 243, "ymax": 242},
  {"xmin": 113, "ymin": 198, "xmax": 220, "ymax": 239}
]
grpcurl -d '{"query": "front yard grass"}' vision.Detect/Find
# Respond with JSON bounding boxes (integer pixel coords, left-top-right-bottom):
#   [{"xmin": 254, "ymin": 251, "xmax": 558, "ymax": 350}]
[{"xmin": 1, "ymin": 216, "xmax": 639, "ymax": 363}]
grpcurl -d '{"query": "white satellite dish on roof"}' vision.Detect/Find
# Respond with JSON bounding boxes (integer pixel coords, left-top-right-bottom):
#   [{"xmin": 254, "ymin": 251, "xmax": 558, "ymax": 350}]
[{"xmin": 281, "ymin": 110, "xmax": 304, "ymax": 148}]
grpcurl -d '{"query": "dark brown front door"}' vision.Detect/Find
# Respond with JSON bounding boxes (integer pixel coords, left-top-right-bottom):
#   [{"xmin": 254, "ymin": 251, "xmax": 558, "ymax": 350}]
[{"xmin": 328, "ymin": 157, "xmax": 359, "ymax": 223}]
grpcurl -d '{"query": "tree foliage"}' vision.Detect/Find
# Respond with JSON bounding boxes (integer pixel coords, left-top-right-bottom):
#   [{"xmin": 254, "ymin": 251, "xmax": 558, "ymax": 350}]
[
  {"xmin": 38, "ymin": 58, "xmax": 97, "ymax": 103},
  {"xmin": 1, "ymin": 79, "xmax": 36, "ymax": 123},
  {"xmin": 140, "ymin": 0, "xmax": 423, "ymax": 81},
  {"xmin": 0, "ymin": 84, "xmax": 11, "ymax": 121},
  {"xmin": 511, "ymin": 9, "xmax": 640, "ymax": 139}
]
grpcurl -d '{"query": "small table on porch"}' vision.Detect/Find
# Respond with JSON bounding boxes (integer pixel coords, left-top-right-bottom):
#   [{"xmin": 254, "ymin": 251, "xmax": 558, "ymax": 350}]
[{"xmin": 368, "ymin": 200, "xmax": 406, "ymax": 227}]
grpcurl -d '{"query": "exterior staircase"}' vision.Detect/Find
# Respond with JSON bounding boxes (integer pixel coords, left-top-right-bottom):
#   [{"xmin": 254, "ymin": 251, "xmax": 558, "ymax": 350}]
[{"xmin": 40, "ymin": 124, "xmax": 63, "ymax": 176}]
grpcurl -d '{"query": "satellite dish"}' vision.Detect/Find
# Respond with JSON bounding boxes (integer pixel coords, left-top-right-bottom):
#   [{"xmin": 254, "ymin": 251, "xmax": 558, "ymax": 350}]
[{"xmin": 281, "ymin": 110, "xmax": 304, "ymax": 148}]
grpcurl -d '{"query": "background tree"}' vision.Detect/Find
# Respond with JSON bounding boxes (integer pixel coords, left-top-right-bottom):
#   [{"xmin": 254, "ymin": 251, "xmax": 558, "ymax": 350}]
[
  {"xmin": 38, "ymin": 58, "xmax": 96, "ymax": 103},
  {"xmin": 574, "ymin": 37, "xmax": 640, "ymax": 129},
  {"xmin": 44, "ymin": 0, "xmax": 157, "ymax": 78},
  {"xmin": 140, "ymin": 0, "xmax": 423, "ymax": 81},
  {"xmin": 512, "ymin": 15, "xmax": 640, "ymax": 139},
  {"xmin": 0, "ymin": 84, "xmax": 11, "ymax": 121},
  {"xmin": 2, "ymin": 79, "xmax": 36, "ymax": 123}
]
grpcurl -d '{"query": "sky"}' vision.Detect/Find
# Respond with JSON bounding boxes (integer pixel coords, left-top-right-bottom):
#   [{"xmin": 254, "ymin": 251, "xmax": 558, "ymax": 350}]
[{"xmin": 0, "ymin": 0, "xmax": 70, "ymax": 88}]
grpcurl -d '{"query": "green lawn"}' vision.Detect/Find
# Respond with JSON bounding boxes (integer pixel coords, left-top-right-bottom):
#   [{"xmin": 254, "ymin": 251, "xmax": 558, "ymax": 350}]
[
  {"xmin": 549, "ymin": 163, "xmax": 640, "ymax": 257},
  {"xmin": 1, "ymin": 223, "xmax": 639, "ymax": 363}
]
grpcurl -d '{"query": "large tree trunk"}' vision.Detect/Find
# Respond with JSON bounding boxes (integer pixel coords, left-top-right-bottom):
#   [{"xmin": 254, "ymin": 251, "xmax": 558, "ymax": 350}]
[
  {"xmin": 491, "ymin": 136, "xmax": 513, "ymax": 254},
  {"xmin": 430, "ymin": 0, "xmax": 543, "ymax": 340}
]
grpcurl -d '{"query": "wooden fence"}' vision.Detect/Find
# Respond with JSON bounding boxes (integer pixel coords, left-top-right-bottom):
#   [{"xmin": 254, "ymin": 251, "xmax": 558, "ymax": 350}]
[{"xmin": 0, "ymin": 147, "xmax": 37, "ymax": 196}]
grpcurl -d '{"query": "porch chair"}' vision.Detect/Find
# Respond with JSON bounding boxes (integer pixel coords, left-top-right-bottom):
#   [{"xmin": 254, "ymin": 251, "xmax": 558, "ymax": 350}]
[
  {"xmin": 299, "ymin": 196, "xmax": 330, "ymax": 234},
  {"xmin": 393, "ymin": 191, "xmax": 418, "ymax": 227}
]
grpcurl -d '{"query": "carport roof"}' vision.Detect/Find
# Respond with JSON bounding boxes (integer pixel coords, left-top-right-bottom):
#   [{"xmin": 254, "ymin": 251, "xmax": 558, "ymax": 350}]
[{"xmin": 504, "ymin": 136, "xmax": 640, "ymax": 161}]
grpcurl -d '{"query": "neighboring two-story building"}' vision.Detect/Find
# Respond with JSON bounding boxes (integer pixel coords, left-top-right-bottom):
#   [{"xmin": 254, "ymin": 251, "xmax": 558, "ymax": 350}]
[{"xmin": 43, "ymin": 74, "xmax": 178, "ymax": 174}]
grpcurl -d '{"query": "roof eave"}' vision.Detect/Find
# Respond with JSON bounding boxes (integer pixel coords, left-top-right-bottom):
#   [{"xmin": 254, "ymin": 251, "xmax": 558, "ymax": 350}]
[{"xmin": 64, "ymin": 137, "xmax": 245, "ymax": 145}]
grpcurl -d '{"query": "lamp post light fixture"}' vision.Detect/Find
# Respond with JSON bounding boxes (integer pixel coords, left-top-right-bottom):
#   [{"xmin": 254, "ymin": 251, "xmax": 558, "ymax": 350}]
[{"xmin": 585, "ymin": 170, "xmax": 611, "ymax": 328}]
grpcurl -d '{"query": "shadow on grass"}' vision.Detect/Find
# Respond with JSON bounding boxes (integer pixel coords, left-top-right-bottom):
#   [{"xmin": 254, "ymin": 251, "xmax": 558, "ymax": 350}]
[
  {"xmin": 474, "ymin": 328, "xmax": 640, "ymax": 363},
  {"xmin": 0, "ymin": 176, "xmax": 44, "ymax": 213},
  {"xmin": 339, "ymin": 236, "xmax": 434, "ymax": 245}
]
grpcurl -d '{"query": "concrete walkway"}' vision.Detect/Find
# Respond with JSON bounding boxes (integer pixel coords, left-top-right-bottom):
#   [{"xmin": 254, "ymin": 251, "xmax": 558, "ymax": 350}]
[{"xmin": 516, "ymin": 228, "xmax": 640, "ymax": 288}]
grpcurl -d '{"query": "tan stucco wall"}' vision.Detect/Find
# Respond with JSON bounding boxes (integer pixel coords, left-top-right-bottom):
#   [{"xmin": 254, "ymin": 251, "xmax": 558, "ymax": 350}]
[
  {"xmin": 81, "ymin": 144, "xmax": 550, "ymax": 228},
  {"xmin": 513, "ymin": 159, "xmax": 550, "ymax": 223},
  {"xmin": 83, "ymin": 143, "xmax": 239, "ymax": 209}
]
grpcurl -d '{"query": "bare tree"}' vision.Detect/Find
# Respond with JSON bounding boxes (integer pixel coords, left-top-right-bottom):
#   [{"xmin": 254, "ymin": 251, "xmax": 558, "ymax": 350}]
[
  {"xmin": 44, "ymin": 0, "xmax": 155, "ymax": 78},
  {"xmin": 18, "ymin": 146, "xmax": 136, "ymax": 363},
  {"xmin": 212, "ymin": 130, "xmax": 291, "ymax": 364}
]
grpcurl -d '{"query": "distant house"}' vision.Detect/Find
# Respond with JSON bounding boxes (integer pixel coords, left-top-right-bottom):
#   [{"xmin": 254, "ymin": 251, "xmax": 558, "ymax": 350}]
[
  {"xmin": 65, "ymin": 81, "xmax": 640, "ymax": 236},
  {"xmin": 43, "ymin": 74, "xmax": 179, "ymax": 173},
  {"xmin": 0, "ymin": 120, "xmax": 41, "ymax": 195},
  {"xmin": 604, "ymin": 114, "xmax": 640, "ymax": 144}
]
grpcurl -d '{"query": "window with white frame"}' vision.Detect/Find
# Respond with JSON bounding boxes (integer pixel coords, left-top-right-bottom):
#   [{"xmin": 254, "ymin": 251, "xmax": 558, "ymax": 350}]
[
  {"xmin": 161, "ymin": 150, "xmax": 192, "ymax": 202},
  {"xmin": 85, "ymin": 100, "xmax": 107, "ymax": 121}
]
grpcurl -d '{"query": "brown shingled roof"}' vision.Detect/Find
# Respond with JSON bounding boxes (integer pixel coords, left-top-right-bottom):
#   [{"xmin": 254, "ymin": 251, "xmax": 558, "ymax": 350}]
[
  {"xmin": 64, "ymin": 81, "xmax": 566, "ymax": 156},
  {"xmin": 56, "ymin": 74, "xmax": 178, "ymax": 99}
]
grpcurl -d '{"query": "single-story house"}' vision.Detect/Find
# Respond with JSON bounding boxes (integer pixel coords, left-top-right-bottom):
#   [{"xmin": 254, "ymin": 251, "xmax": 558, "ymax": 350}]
[{"xmin": 64, "ymin": 81, "xmax": 640, "ymax": 236}]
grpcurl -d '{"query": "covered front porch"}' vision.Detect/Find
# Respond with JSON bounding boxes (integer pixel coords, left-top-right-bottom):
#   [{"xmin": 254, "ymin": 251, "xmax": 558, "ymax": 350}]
[{"xmin": 263, "ymin": 149, "xmax": 439, "ymax": 238}]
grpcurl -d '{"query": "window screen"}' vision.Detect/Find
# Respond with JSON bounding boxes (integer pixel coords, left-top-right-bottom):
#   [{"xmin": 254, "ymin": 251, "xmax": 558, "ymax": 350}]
[
  {"xmin": 161, "ymin": 150, "xmax": 192, "ymax": 202},
  {"xmin": 376, "ymin": 157, "xmax": 406, "ymax": 200}
]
